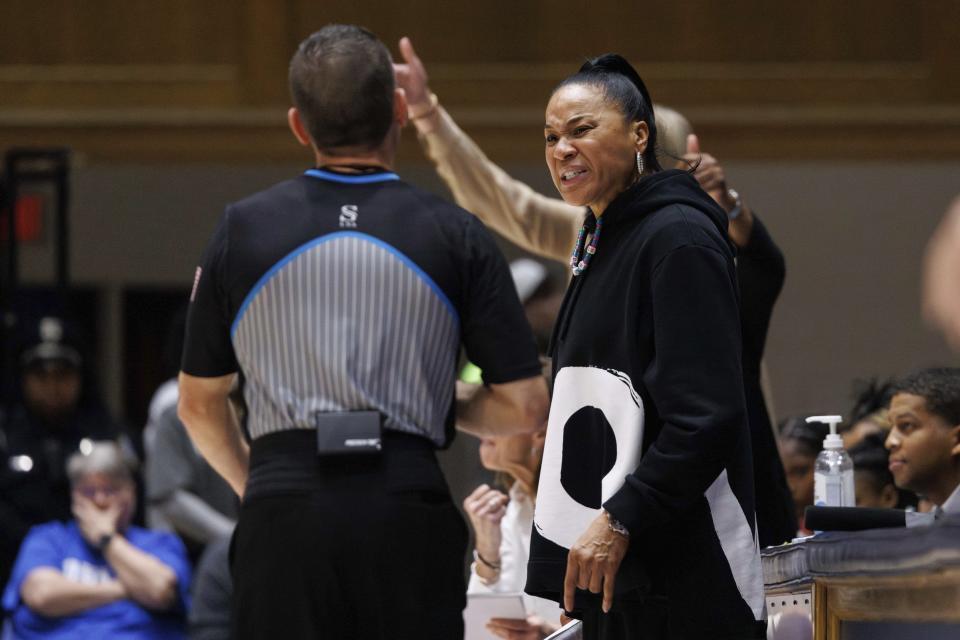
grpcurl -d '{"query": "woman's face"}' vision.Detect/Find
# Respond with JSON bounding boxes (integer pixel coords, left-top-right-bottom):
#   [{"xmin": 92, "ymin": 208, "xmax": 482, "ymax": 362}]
[
  {"xmin": 544, "ymin": 83, "xmax": 646, "ymax": 215},
  {"xmin": 478, "ymin": 433, "xmax": 534, "ymax": 473}
]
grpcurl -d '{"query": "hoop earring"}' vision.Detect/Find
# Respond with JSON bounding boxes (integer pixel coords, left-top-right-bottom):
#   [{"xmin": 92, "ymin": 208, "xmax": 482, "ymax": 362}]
[{"xmin": 636, "ymin": 151, "xmax": 644, "ymax": 176}]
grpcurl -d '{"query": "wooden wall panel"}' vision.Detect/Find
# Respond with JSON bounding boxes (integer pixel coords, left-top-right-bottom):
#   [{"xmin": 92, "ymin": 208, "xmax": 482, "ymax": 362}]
[
  {"xmin": 0, "ymin": 0, "xmax": 957, "ymax": 162},
  {"xmin": 1, "ymin": 0, "xmax": 239, "ymax": 65},
  {"xmin": 292, "ymin": 0, "xmax": 924, "ymax": 65},
  {"xmin": 0, "ymin": 0, "xmax": 242, "ymax": 108}
]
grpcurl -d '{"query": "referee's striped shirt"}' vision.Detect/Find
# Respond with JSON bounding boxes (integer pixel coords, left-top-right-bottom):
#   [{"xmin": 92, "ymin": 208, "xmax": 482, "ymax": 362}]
[{"xmin": 182, "ymin": 168, "xmax": 541, "ymax": 447}]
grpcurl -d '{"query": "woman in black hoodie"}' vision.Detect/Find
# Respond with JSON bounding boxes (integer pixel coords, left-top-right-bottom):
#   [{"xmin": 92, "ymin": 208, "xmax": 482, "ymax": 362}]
[{"xmin": 528, "ymin": 56, "xmax": 766, "ymax": 639}]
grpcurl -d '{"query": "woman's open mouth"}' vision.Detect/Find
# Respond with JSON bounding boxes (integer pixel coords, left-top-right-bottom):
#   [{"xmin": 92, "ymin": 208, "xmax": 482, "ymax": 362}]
[{"xmin": 560, "ymin": 168, "xmax": 588, "ymax": 185}]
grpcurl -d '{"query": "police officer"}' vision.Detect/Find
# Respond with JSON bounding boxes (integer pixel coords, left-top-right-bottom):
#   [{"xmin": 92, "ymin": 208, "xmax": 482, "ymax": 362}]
[{"xmin": 0, "ymin": 317, "xmax": 124, "ymax": 593}]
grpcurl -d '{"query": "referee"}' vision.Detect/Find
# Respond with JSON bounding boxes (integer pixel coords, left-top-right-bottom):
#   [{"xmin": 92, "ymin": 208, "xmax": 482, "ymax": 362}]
[{"xmin": 177, "ymin": 25, "xmax": 549, "ymax": 640}]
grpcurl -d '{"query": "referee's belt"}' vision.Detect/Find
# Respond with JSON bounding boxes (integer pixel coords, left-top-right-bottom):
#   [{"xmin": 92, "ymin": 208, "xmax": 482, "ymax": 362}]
[{"xmin": 244, "ymin": 427, "xmax": 443, "ymax": 500}]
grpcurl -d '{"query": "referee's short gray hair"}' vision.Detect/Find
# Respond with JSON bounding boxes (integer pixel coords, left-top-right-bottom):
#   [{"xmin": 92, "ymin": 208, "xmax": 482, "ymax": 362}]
[{"xmin": 66, "ymin": 441, "xmax": 134, "ymax": 486}]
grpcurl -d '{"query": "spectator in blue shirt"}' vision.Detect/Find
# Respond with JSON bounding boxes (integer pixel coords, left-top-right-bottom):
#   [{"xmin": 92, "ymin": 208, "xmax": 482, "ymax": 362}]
[{"xmin": 2, "ymin": 441, "xmax": 190, "ymax": 639}]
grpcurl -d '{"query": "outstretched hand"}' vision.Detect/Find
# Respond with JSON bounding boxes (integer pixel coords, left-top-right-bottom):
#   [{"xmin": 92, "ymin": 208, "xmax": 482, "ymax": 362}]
[
  {"xmin": 393, "ymin": 36, "xmax": 432, "ymax": 113},
  {"xmin": 683, "ymin": 134, "xmax": 736, "ymax": 211}
]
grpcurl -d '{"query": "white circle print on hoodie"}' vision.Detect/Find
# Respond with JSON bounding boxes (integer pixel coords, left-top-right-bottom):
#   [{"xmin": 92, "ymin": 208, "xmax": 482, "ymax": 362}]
[{"xmin": 534, "ymin": 365, "xmax": 644, "ymax": 550}]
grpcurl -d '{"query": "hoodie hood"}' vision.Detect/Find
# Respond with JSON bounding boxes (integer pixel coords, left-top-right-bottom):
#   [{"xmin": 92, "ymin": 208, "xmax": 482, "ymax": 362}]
[{"xmin": 598, "ymin": 169, "xmax": 732, "ymax": 252}]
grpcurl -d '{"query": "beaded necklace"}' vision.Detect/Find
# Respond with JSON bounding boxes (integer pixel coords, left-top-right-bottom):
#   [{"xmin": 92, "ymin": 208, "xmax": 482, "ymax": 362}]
[{"xmin": 569, "ymin": 213, "xmax": 603, "ymax": 276}]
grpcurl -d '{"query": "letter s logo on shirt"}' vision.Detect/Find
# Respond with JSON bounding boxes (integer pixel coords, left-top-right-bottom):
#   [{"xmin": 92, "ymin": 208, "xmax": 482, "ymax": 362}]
[{"xmin": 340, "ymin": 205, "xmax": 359, "ymax": 228}]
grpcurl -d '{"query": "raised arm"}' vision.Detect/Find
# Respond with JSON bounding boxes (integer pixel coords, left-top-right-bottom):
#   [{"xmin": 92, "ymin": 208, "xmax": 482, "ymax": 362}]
[
  {"xmin": 395, "ymin": 37, "xmax": 582, "ymax": 263},
  {"xmin": 684, "ymin": 134, "xmax": 756, "ymax": 249}
]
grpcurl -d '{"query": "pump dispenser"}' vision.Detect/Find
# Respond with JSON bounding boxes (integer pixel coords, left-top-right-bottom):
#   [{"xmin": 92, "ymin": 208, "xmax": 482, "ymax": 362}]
[{"xmin": 809, "ymin": 415, "xmax": 855, "ymax": 507}]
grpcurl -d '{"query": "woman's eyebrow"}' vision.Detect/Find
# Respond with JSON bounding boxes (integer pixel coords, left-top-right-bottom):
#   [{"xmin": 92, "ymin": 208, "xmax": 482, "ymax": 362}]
[
  {"xmin": 544, "ymin": 114, "xmax": 593, "ymax": 129},
  {"xmin": 890, "ymin": 409, "xmax": 918, "ymax": 421}
]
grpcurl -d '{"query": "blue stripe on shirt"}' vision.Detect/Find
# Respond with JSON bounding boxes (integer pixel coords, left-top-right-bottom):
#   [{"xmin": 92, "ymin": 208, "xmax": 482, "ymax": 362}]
[{"xmin": 230, "ymin": 231, "xmax": 458, "ymax": 338}]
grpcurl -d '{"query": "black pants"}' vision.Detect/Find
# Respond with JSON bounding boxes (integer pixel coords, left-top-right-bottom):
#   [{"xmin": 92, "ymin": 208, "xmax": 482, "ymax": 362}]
[
  {"xmin": 230, "ymin": 430, "xmax": 469, "ymax": 640},
  {"xmin": 577, "ymin": 599, "xmax": 668, "ymax": 640},
  {"xmin": 577, "ymin": 599, "xmax": 765, "ymax": 640}
]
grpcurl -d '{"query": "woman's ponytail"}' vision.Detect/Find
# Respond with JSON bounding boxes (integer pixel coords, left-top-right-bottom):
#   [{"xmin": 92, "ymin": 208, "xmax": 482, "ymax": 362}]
[{"xmin": 559, "ymin": 54, "xmax": 662, "ymax": 173}]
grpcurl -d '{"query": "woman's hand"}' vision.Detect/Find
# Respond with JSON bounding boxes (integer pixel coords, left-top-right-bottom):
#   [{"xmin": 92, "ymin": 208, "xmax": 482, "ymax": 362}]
[
  {"xmin": 487, "ymin": 615, "xmax": 558, "ymax": 640},
  {"xmin": 393, "ymin": 37, "xmax": 432, "ymax": 114},
  {"xmin": 563, "ymin": 512, "xmax": 629, "ymax": 613},
  {"xmin": 463, "ymin": 484, "xmax": 509, "ymax": 560}
]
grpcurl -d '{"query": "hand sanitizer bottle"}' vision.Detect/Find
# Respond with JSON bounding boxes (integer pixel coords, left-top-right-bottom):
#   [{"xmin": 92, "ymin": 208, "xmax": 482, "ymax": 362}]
[{"xmin": 810, "ymin": 415, "xmax": 855, "ymax": 507}]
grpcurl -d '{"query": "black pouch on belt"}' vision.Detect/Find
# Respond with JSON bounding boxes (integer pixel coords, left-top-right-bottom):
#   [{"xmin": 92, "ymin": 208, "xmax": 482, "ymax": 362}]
[{"xmin": 315, "ymin": 411, "xmax": 383, "ymax": 456}]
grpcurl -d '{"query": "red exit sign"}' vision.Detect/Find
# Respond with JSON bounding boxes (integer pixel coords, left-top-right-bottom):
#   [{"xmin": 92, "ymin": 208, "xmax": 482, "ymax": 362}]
[{"xmin": 0, "ymin": 194, "xmax": 44, "ymax": 243}]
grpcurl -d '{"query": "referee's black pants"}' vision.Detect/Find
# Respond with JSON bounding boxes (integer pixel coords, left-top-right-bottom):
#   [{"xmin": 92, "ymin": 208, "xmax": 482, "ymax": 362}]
[{"xmin": 230, "ymin": 430, "xmax": 468, "ymax": 640}]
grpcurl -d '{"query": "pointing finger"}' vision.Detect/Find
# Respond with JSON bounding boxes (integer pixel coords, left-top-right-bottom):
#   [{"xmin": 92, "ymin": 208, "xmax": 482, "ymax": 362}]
[
  {"xmin": 602, "ymin": 566, "xmax": 617, "ymax": 613},
  {"xmin": 563, "ymin": 554, "xmax": 579, "ymax": 612},
  {"xmin": 399, "ymin": 37, "xmax": 425, "ymax": 78},
  {"xmin": 399, "ymin": 37, "xmax": 416, "ymax": 64}
]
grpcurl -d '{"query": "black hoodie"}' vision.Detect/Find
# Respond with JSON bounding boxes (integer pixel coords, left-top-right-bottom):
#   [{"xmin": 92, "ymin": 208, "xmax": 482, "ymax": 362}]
[{"xmin": 526, "ymin": 170, "xmax": 765, "ymax": 638}]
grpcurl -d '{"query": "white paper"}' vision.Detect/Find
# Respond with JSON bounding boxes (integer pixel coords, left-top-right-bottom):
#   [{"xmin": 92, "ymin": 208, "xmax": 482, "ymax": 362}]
[
  {"xmin": 544, "ymin": 619, "xmax": 584, "ymax": 640},
  {"xmin": 464, "ymin": 593, "xmax": 527, "ymax": 640}
]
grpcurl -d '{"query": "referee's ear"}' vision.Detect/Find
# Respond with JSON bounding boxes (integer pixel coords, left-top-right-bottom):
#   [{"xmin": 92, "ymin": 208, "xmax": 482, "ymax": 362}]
[
  {"xmin": 287, "ymin": 107, "xmax": 313, "ymax": 148},
  {"xmin": 394, "ymin": 88, "xmax": 409, "ymax": 129}
]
